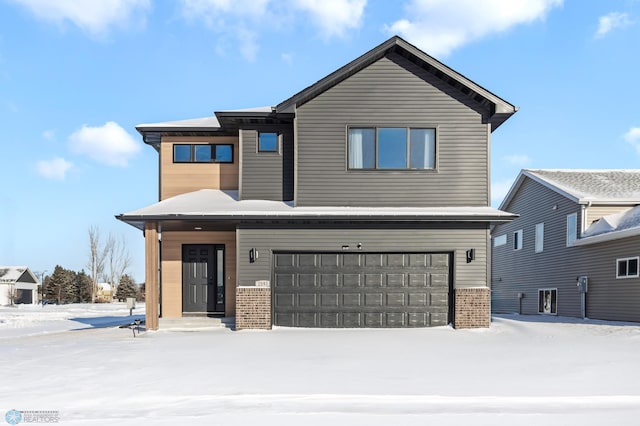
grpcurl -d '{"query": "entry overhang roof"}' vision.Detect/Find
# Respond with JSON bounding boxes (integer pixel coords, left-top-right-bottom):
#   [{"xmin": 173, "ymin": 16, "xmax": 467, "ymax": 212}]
[{"xmin": 117, "ymin": 189, "xmax": 518, "ymax": 230}]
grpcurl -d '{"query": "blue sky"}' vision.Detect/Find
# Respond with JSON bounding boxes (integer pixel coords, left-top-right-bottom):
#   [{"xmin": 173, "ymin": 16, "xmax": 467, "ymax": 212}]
[{"xmin": 1, "ymin": 0, "xmax": 639, "ymax": 283}]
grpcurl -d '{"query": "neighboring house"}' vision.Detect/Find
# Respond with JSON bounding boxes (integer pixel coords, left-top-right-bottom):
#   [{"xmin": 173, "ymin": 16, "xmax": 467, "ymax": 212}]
[
  {"xmin": 96, "ymin": 283, "xmax": 112, "ymax": 302},
  {"xmin": 492, "ymin": 169, "xmax": 640, "ymax": 322},
  {"xmin": 117, "ymin": 36, "xmax": 517, "ymax": 330},
  {"xmin": 0, "ymin": 266, "xmax": 40, "ymax": 305}
]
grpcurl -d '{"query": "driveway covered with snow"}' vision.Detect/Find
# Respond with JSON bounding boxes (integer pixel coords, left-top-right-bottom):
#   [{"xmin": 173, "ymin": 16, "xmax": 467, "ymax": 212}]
[{"xmin": 1, "ymin": 305, "xmax": 639, "ymax": 425}]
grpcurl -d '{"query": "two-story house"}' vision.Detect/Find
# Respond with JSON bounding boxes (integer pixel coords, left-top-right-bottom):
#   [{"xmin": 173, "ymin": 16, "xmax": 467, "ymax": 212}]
[
  {"xmin": 117, "ymin": 36, "xmax": 517, "ymax": 330},
  {"xmin": 492, "ymin": 169, "xmax": 640, "ymax": 322}
]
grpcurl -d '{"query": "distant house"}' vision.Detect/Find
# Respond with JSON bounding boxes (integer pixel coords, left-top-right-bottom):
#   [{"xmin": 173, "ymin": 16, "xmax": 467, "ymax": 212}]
[
  {"xmin": 96, "ymin": 283, "xmax": 112, "ymax": 302},
  {"xmin": 0, "ymin": 266, "xmax": 40, "ymax": 305},
  {"xmin": 118, "ymin": 36, "xmax": 517, "ymax": 330},
  {"xmin": 492, "ymin": 169, "xmax": 640, "ymax": 322}
]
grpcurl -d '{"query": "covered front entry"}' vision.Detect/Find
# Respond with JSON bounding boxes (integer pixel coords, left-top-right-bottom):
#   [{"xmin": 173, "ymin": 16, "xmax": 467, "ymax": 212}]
[
  {"xmin": 273, "ymin": 252, "xmax": 452, "ymax": 327},
  {"xmin": 182, "ymin": 244, "xmax": 225, "ymax": 314}
]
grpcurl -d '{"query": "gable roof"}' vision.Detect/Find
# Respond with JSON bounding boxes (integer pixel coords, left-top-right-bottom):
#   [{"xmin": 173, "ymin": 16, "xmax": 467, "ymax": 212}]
[
  {"xmin": 500, "ymin": 169, "xmax": 640, "ymax": 209},
  {"xmin": 136, "ymin": 35, "xmax": 517, "ymax": 147},
  {"xmin": 276, "ymin": 36, "xmax": 517, "ymax": 131},
  {"xmin": 0, "ymin": 266, "xmax": 39, "ymax": 284}
]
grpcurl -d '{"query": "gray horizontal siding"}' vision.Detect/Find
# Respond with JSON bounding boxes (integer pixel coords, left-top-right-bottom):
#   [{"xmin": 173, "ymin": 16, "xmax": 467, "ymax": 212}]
[
  {"xmin": 240, "ymin": 129, "xmax": 293, "ymax": 201},
  {"xmin": 294, "ymin": 53, "xmax": 489, "ymax": 207},
  {"xmin": 236, "ymin": 224, "xmax": 490, "ymax": 290},
  {"xmin": 492, "ymin": 177, "xmax": 640, "ymax": 322},
  {"xmin": 492, "ymin": 178, "xmax": 583, "ymax": 317}
]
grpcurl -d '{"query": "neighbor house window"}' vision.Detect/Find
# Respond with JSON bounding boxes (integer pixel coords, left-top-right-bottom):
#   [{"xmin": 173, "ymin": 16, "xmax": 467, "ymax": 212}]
[
  {"xmin": 566, "ymin": 213, "xmax": 577, "ymax": 246},
  {"xmin": 348, "ymin": 127, "xmax": 435, "ymax": 170},
  {"xmin": 617, "ymin": 257, "xmax": 639, "ymax": 279},
  {"xmin": 535, "ymin": 223, "xmax": 544, "ymax": 253},
  {"xmin": 173, "ymin": 144, "xmax": 234, "ymax": 163},
  {"xmin": 513, "ymin": 229, "xmax": 523, "ymax": 250},
  {"xmin": 538, "ymin": 289, "xmax": 557, "ymax": 314},
  {"xmin": 493, "ymin": 234, "xmax": 507, "ymax": 247},
  {"xmin": 259, "ymin": 132, "xmax": 279, "ymax": 152}
]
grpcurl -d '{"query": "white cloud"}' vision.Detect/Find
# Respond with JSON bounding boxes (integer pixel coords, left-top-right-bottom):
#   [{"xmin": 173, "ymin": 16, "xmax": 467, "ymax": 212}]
[
  {"xmin": 503, "ymin": 154, "xmax": 531, "ymax": 166},
  {"xmin": 293, "ymin": 0, "xmax": 366, "ymax": 39},
  {"xmin": 69, "ymin": 121, "xmax": 141, "ymax": 167},
  {"xmin": 595, "ymin": 12, "xmax": 633, "ymax": 38},
  {"xmin": 386, "ymin": 0, "xmax": 563, "ymax": 57},
  {"xmin": 36, "ymin": 157, "xmax": 73, "ymax": 180},
  {"xmin": 180, "ymin": 0, "xmax": 366, "ymax": 60},
  {"xmin": 624, "ymin": 127, "xmax": 640, "ymax": 156},
  {"xmin": 491, "ymin": 178, "xmax": 516, "ymax": 205},
  {"xmin": 9, "ymin": 0, "xmax": 150, "ymax": 37}
]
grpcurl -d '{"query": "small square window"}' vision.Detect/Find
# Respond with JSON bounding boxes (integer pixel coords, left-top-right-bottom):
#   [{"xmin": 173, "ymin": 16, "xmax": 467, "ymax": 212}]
[
  {"xmin": 538, "ymin": 289, "xmax": 557, "ymax": 314},
  {"xmin": 173, "ymin": 144, "xmax": 192, "ymax": 162},
  {"xmin": 214, "ymin": 145, "xmax": 233, "ymax": 163},
  {"xmin": 194, "ymin": 145, "xmax": 212, "ymax": 162},
  {"xmin": 259, "ymin": 133, "xmax": 278, "ymax": 152}
]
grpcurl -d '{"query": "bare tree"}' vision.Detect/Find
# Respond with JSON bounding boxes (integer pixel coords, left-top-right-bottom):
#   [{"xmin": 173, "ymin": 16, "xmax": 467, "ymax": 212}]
[
  {"xmin": 87, "ymin": 226, "xmax": 108, "ymax": 303},
  {"xmin": 6, "ymin": 285, "xmax": 17, "ymax": 306},
  {"xmin": 105, "ymin": 233, "xmax": 131, "ymax": 299}
]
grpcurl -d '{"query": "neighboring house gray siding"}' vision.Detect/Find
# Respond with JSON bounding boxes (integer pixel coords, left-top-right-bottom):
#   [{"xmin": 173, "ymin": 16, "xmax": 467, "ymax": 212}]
[
  {"xmin": 492, "ymin": 178, "xmax": 583, "ymax": 317},
  {"xmin": 492, "ymin": 173, "xmax": 640, "ymax": 322},
  {"xmin": 294, "ymin": 53, "xmax": 490, "ymax": 207},
  {"xmin": 237, "ymin": 224, "xmax": 490, "ymax": 288}
]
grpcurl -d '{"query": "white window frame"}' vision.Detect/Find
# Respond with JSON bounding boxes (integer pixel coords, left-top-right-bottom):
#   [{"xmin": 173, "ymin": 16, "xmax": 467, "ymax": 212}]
[
  {"xmin": 566, "ymin": 213, "xmax": 577, "ymax": 246},
  {"xmin": 535, "ymin": 223, "xmax": 544, "ymax": 253},
  {"xmin": 493, "ymin": 234, "xmax": 507, "ymax": 247},
  {"xmin": 513, "ymin": 229, "xmax": 523, "ymax": 251},
  {"xmin": 538, "ymin": 288, "xmax": 557, "ymax": 315},
  {"xmin": 616, "ymin": 257, "xmax": 639, "ymax": 279}
]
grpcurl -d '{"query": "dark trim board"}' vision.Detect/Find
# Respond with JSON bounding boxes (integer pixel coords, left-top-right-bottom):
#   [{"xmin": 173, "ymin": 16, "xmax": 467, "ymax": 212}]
[{"xmin": 271, "ymin": 251, "xmax": 453, "ymax": 328}]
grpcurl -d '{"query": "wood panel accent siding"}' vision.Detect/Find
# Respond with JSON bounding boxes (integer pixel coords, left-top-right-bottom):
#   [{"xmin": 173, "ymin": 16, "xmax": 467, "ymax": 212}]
[
  {"xmin": 144, "ymin": 222, "xmax": 159, "ymax": 330},
  {"xmin": 236, "ymin": 225, "xmax": 490, "ymax": 289},
  {"xmin": 160, "ymin": 136, "xmax": 239, "ymax": 200},
  {"xmin": 294, "ymin": 53, "xmax": 490, "ymax": 207},
  {"xmin": 160, "ymin": 231, "xmax": 236, "ymax": 318}
]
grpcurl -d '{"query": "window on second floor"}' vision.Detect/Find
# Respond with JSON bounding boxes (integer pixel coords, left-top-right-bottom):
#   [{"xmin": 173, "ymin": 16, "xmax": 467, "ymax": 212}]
[
  {"xmin": 535, "ymin": 223, "xmax": 544, "ymax": 253},
  {"xmin": 258, "ymin": 132, "xmax": 279, "ymax": 152},
  {"xmin": 566, "ymin": 213, "xmax": 577, "ymax": 246},
  {"xmin": 348, "ymin": 127, "xmax": 436, "ymax": 170},
  {"xmin": 514, "ymin": 229, "xmax": 523, "ymax": 250},
  {"xmin": 493, "ymin": 234, "xmax": 507, "ymax": 247},
  {"xmin": 173, "ymin": 144, "xmax": 233, "ymax": 163},
  {"xmin": 617, "ymin": 257, "xmax": 639, "ymax": 279}
]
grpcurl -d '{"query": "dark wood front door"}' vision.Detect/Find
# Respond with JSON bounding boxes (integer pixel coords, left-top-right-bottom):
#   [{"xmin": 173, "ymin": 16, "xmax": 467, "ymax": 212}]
[{"xmin": 182, "ymin": 244, "xmax": 225, "ymax": 314}]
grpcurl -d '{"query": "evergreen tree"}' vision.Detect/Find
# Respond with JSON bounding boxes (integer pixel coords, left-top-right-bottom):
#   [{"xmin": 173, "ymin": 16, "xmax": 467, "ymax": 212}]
[
  {"xmin": 45, "ymin": 265, "xmax": 75, "ymax": 304},
  {"xmin": 115, "ymin": 274, "xmax": 138, "ymax": 301},
  {"xmin": 74, "ymin": 270, "xmax": 93, "ymax": 303}
]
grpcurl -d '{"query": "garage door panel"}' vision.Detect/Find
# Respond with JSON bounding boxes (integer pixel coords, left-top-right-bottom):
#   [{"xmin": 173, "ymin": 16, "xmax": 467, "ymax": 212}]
[
  {"xmin": 273, "ymin": 252, "xmax": 451, "ymax": 328},
  {"xmin": 387, "ymin": 274, "xmax": 405, "ymax": 287},
  {"xmin": 386, "ymin": 312, "xmax": 406, "ymax": 327}
]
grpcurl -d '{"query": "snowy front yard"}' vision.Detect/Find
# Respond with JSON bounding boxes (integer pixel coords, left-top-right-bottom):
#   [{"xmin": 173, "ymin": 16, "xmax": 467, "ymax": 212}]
[{"xmin": 1, "ymin": 304, "xmax": 640, "ymax": 425}]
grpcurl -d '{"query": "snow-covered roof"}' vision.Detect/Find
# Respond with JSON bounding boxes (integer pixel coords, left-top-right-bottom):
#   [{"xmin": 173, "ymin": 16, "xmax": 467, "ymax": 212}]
[
  {"xmin": 117, "ymin": 189, "xmax": 517, "ymax": 230},
  {"xmin": 501, "ymin": 169, "xmax": 640, "ymax": 209},
  {"xmin": 574, "ymin": 205, "xmax": 640, "ymax": 246},
  {"xmin": 136, "ymin": 116, "xmax": 222, "ymax": 132},
  {"xmin": 0, "ymin": 266, "xmax": 39, "ymax": 284}
]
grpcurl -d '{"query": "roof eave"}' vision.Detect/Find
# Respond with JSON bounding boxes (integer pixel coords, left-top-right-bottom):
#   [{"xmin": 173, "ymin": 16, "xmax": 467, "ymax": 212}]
[{"xmin": 572, "ymin": 226, "xmax": 640, "ymax": 246}]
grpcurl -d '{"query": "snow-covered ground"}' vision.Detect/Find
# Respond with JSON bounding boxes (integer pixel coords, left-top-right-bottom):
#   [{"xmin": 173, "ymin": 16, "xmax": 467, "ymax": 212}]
[{"xmin": 1, "ymin": 304, "xmax": 639, "ymax": 425}]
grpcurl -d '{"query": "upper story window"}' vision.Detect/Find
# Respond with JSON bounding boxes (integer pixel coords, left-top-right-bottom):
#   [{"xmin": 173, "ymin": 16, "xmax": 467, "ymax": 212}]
[
  {"xmin": 566, "ymin": 213, "xmax": 577, "ymax": 246},
  {"xmin": 173, "ymin": 144, "xmax": 233, "ymax": 163},
  {"xmin": 535, "ymin": 223, "xmax": 544, "ymax": 253},
  {"xmin": 258, "ymin": 132, "xmax": 279, "ymax": 152},
  {"xmin": 348, "ymin": 127, "xmax": 435, "ymax": 170},
  {"xmin": 513, "ymin": 229, "xmax": 523, "ymax": 251},
  {"xmin": 617, "ymin": 257, "xmax": 639, "ymax": 279},
  {"xmin": 493, "ymin": 234, "xmax": 507, "ymax": 247}
]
